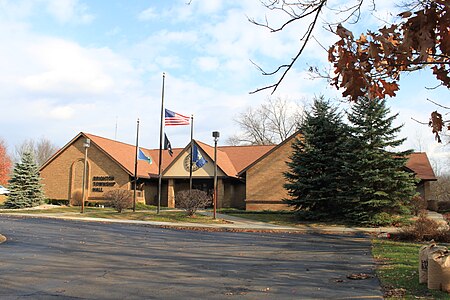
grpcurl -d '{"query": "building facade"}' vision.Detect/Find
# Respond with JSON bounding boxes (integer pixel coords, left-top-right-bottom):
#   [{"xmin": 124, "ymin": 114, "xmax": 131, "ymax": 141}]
[
  {"xmin": 40, "ymin": 132, "xmax": 273, "ymax": 209},
  {"xmin": 40, "ymin": 132, "xmax": 437, "ymax": 210}
]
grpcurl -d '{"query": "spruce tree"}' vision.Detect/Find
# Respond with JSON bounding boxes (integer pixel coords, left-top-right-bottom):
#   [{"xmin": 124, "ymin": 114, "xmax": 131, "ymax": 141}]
[
  {"xmin": 284, "ymin": 97, "xmax": 352, "ymax": 219},
  {"xmin": 5, "ymin": 151, "xmax": 45, "ymax": 209},
  {"xmin": 347, "ymin": 97, "xmax": 416, "ymax": 224}
]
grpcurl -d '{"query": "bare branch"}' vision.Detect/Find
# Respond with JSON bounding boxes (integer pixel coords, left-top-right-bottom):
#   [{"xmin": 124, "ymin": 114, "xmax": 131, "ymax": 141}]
[
  {"xmin": 411, "ymin": 117, "xmax": 429, "ymax": 125},
  {"xmin": 427, "ymin": 98, "xmax": 450, "ymax": 110},
  {"xmin": 250, "ymin": 59, "xmax": 290, "ymax": 76},
  {"xmin": 251, "ymin": 0, "xmax": 325, "ymax": 95},
  {"xmin": 425, "ymin": 83, "xmax": 444, "ymax": 90}
]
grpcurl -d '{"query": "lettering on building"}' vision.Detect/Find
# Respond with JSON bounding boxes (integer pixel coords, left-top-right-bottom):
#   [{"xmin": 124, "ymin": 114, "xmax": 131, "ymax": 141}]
[{"xmin": 92, "ymin": 176, "xmax": 116, "ymax": 192}]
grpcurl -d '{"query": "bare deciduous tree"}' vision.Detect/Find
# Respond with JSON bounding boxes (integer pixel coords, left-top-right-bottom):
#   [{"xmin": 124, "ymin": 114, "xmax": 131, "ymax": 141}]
[
  {"xmin": 227, "ymin": 97, "xmax": 303, "ymax": 145},
  {"xmin": 15, "ymin": 137, "xmax": 59, "ymax": 167},
  {"xmin": 431, "ymin": 175, "xmax": 450, "ymax": 203}
]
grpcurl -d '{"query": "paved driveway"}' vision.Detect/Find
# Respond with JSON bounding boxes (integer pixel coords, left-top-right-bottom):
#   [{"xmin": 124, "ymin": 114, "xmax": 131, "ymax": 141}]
[{"xmin": 0, "ymin": 216, "xmax": 382, "ymax": 299}]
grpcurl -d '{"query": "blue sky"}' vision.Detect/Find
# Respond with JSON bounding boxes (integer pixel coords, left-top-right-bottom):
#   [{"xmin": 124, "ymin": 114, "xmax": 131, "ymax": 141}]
[{"xmin": 0, "ymin": 0, "xmax": 448, "ymax": 172}]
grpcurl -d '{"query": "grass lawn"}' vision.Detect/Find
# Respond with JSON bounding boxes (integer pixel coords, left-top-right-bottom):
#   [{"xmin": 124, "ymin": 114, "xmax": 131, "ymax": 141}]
[
  {"xmin": 0, "ymin": 206, "xmax": 227, "ymax": 224},
  {"xmin": 372, "ymin": 239, "xmax": 450, "ymax": 299}
]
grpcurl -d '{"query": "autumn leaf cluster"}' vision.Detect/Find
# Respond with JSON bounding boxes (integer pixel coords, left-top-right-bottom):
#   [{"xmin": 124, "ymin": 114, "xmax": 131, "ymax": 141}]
[{"xmin": 328, "ymin": 0, "xmax": 450, "ymax": 141}]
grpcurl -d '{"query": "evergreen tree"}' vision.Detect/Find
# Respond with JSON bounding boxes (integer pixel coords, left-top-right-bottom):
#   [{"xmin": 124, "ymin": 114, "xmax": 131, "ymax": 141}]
[
  {"xmin": 347, "ymin": 97, "xmax": 416, "ymax": 224},
  {"xmin": 284, "ymin": 97, "xmax": 352, "ymax": 219},
  {"xmin": 5, "ymin": 151, "xmax": 45, "ymax": 209}
]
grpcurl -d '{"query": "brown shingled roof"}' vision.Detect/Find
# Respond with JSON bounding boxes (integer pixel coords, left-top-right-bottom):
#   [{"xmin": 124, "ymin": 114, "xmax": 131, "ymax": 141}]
[
  {"xmin": 219, "ymin": 144, "xmax": 276, "ymax": 173},
  {"xmin": 194, "ymin": 141, "xmax": 276, "ymax": 177},
  {"xmin": 406, "ymin": 152, "xmax": 437, "ymax": 181},
  {"xmin": 84, "ymin": 133, "xmax": 182, "ymax": 178},
  {"xmin": 195, "ymin": 141, "xmax": 237, "ymax": 177},
  {"xmin": 42, "ymin": 132, "xmax": 436, "ymax": 184},
  {"xmin": 86, "ymin": 133, "xmax": 275, "ymax": 179},
  {"xmin": 83, "ymin": 133, "xmax": 274, "ymax": 179}
]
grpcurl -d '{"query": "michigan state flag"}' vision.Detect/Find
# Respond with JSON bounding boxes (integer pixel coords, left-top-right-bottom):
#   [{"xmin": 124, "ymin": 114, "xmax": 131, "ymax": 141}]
[
  {"xmin": 192, "ymin": 145, "xmax": 207, "ymax": 168},
  {"xmin": 137, "ymin": 148, "xmax": 152, "ymax": 164}
]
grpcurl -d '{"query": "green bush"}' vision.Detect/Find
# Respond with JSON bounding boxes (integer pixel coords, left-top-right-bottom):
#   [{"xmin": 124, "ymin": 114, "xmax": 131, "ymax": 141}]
[{"xmin": 370, "ymin": 212, "xmax": 395, "ymax": 226}]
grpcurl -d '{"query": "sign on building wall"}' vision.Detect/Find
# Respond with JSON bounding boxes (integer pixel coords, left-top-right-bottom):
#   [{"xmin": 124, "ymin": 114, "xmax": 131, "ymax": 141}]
[{"xmin": 91, "ymin": 176, "xmax": 116, "ymax": 192}]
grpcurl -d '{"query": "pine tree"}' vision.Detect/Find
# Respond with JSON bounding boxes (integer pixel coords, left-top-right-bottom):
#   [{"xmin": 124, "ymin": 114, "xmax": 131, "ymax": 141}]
[
  {"xmin": 347, "ymin": 97, "xmax": 417, "ymax": 224},
  {"xmin": 284, "ymin": 97, "xmax": 352, "ymax": 219},
  {"xmin": 5, "ymin": 151, "xmax": 45, "ymax": 209}
]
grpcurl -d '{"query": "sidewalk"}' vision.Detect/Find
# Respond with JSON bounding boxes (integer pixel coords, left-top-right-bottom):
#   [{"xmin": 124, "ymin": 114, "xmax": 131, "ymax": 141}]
[
  {"xmin": 0, "ymin": 209, "xmax": 402, "ymax": 235},
  {"xmin": 427, "ymin": 210, "xmax": 449, "ymax": 226}
]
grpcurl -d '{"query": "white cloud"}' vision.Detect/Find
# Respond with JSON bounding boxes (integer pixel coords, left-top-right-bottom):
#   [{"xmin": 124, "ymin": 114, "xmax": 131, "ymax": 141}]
[
  {"xmin": 0, "ymin": 0, "xmax": 447, "ymax": 172},
  {"xmin": 0, "ymin": 0, "xmax": 94, "ymax": 24},
  {"xmin": 191, "ymin": 0, "xmax": 225, "ymax": 14},
  {"xmin": 16, "ymin": 37, "xmax": 138, "ymax": 96},
  {"xmin": 44, "ymin": 0, "xmax": 94, "ymax": 24},
  {"xmin": 0, "ymin": 0, "xmax": 34, "ymax": 20},
  {"xmin": 155, "ymin": 55, "xmax": 183, "ymax": 69},
  {"xmin": 137, "ymin": 7, "xmax": 156, "ymax": 21},
  {"xmin": 48, "ymin": 105, "xmax": 75, "ymax": 119},
  {"xmin": 195, "ymin": 57, "xmax": 220, "ymax": 72}
]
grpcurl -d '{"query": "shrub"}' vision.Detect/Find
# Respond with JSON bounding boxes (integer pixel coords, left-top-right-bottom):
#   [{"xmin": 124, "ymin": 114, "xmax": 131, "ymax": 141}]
[
  {"xmin": 104, "ymin": 189, "xmax": 132, "ymax": 213},
  {"xmin": 46, "ymin": 199, "xmax": 70, "ymax": 206},
  {"xmin": 176, "ymin": 189, "xmax": 211, "ymax": 216},
  {"xmin": 438, "ymin": 201, "xmax": 450, "ymax": 213},
  {"xmin": 70, "ymin": 190, "xmax": 83, "ymax": 206},
  {"xmin": 410, "ymin": 194, "xmax": 427, "ymax": 216},
  {"xmin": 392, "ymin": 213, "xmax": 450, "ymax": 242},
  {"xmin": 371, "ymin": 212, "xmax": 395, "ymax": 226}
]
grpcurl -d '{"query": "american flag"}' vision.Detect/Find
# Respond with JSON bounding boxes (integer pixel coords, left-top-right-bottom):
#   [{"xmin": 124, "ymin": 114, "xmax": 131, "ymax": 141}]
[{"xmin": 165, "ymin": 109, "xmax": 190, "ymax": 126}]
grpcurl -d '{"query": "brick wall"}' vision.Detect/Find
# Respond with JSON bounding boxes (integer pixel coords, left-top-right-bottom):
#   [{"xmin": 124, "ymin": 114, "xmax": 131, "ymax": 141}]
[
  {"xmin": 245, "ymin": 137, "xmax": 296, "ymax": 211},
  {"xmin": 41, "ymin": 137, "xmax": 131, "ymax": 202}
]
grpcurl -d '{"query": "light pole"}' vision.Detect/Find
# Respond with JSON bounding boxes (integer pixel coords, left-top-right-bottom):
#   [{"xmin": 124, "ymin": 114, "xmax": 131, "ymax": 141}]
[
  {"xmin": 81, "ymin": 138, "xmax": 90, "ymax": 214},
  {"xmin": 212, "ymin": 131, "xmax": 220, "ymax": 219}
]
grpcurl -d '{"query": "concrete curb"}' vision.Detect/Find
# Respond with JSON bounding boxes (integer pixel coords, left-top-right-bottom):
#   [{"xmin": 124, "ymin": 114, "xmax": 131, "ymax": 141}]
[
  {"xmin": 0, "ymin": 213, "xmax": 308, "ymax": 234},
  {"xmin": 0, "ymin": 212, "xmax": 399, "ymax": 235}
]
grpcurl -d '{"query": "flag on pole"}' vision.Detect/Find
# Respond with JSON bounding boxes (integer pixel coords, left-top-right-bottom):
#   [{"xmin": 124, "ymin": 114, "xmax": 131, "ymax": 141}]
[
  {"xmin": 192, "ymin": 144, "xmax": 207, "ymax": 168},
  {"xmin": 137, "ymin": 148, "xmax": 152, "ymax": 164},
  {"xmin": 164, "ymin": 133, "xmax": 173, "ymax": 156},
  {"xmin": 165, "ymin": 109, "xmax": 190, "ymax": 126}
]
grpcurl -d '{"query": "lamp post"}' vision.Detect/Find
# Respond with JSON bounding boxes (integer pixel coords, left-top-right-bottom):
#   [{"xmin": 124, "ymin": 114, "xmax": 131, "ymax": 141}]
[
  {"xmin": 81, "ymin": 138, "xmax": 90, "ymax": 213},
  {"xmin": 212, "ymin": 131, "xmax": 220, "ymax": 219}
]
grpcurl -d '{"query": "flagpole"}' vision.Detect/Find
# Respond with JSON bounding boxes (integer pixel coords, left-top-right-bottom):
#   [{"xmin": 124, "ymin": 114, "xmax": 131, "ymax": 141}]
[
  {"xmin": 157, "ymin": 73, "xmax": 165, "ymax": 214},
  {"xmin": 189, "ymin": 114, "xmax": 194, "ymax": 193},
  {"xmin": 133, "ymin": 118, "xmax": 140, "ymax": 212}
]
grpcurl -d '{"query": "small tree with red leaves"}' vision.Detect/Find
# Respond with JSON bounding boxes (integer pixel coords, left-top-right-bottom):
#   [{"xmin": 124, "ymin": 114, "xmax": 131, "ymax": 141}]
[{"xmin": 0, "ymin": 138, "xmax": 12, "ymax": 186}]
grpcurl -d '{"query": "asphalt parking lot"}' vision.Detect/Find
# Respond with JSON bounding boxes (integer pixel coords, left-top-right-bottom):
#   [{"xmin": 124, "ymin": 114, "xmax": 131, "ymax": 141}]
[{"xmin": 0, "ymin": 216, "xmax": 382, "ymax": 299}]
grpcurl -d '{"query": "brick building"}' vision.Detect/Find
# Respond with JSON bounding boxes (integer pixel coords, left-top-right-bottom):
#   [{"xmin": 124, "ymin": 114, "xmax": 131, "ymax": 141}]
[{"xmin": 40, "ymin": 132, "xmax": 436, "ymax": 210}]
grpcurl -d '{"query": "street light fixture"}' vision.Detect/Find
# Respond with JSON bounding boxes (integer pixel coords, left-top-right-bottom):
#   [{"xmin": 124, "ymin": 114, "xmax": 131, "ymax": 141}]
[
  {"xmin": 81, "ymin": 138, "xmax": 90, "ymax": 213},
  {"xmin": 212, "ymin": 131, "xmax": 220, "ymax": 219}
]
